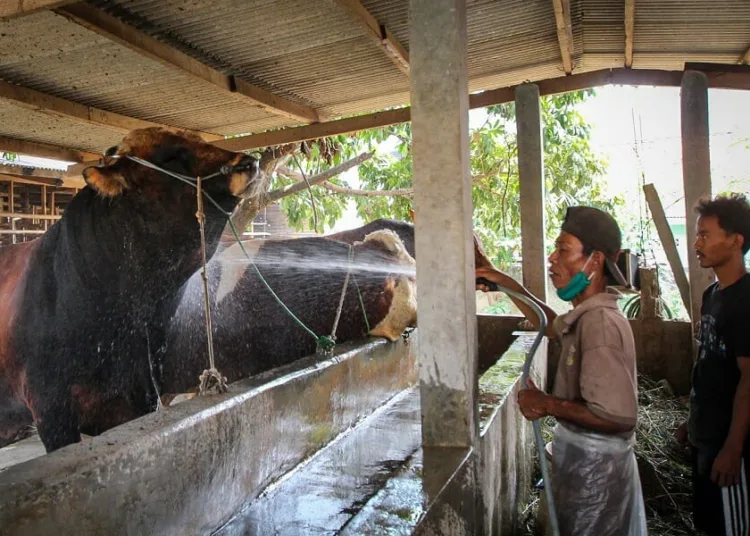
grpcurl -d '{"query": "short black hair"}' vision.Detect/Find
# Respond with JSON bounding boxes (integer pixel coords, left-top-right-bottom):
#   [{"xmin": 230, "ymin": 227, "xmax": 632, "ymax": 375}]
[{"xmin": 695, "ymin": 193, "xmax": 750, "ymax": 255}]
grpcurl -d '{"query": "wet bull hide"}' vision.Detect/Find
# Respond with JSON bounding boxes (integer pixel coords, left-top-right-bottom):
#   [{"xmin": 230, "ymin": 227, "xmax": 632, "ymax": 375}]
[
  {"xmin": 161, "ymin": 230, "xmax": 417, "ymax": 395},
  {"xmin": 327, "ymin": 217, "xmax": 496, "ymax": 269},
  {"xmin": 327, "ymin": 219, "xmax": 415, "ymax": 258},
  {"xmin": 0, "ymin": 128, "xmax": 261, "ymax": 452}
]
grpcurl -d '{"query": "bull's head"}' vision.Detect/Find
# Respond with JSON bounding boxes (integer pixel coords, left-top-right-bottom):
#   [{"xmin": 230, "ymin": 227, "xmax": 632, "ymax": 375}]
[
  {"xmin": 354, "ymin": 230, "xmax": 418, "ymax": 342},
  {"xmin": 82, "ymin": 127, "xmax": 263, "ymax": 205}
]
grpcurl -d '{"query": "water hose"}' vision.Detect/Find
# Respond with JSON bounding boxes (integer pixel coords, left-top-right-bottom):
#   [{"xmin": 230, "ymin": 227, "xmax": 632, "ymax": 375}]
[{"xmin": 477, "ymin": 278, "xmax": 560, "ymax": 536}]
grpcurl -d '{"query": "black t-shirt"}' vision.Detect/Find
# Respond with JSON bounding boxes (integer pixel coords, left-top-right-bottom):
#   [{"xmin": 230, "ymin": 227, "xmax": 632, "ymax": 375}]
[{"xmin": 688, "ymin": 273, "xmax": 750, "ymax": 452}]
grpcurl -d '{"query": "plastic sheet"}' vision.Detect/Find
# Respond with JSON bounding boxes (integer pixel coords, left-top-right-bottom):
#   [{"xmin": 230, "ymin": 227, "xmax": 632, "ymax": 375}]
[{"xmin": 551, "ymin": 422, "xmax": 648, "ymax": 536}]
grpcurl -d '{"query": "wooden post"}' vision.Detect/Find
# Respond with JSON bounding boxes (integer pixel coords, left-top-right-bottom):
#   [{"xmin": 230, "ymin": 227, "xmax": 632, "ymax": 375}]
[
  {"xmin": 639, "ymin": 267, "xmax": 660, "ymax": 319},
  {"xmin": 643, "ymin": 183, "xmax": 691, "ymax": 316},
  {"xmin": 681, "ymin": 71, "xmax": 715, "ymax": 331},
  {"xmin": 515, "ymin": 83, "xmax": 547, "ymax": 301},
  {"xmin": 43, "ymin": 185, "xmax": 48, "ymax": 231},
  {"xmin": 9, "ymin": 180, "xmax": 15, "ymax": 245}
]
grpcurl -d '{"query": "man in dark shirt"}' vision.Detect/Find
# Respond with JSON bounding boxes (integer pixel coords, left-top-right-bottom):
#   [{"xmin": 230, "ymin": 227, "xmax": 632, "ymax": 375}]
[{"xmin": 676, "ymin": 193, "xmax": 750, "ymax": 536}]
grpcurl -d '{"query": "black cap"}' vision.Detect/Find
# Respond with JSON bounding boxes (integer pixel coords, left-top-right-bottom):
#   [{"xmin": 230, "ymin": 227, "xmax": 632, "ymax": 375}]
[{"xmin": 561, "ymin": 206, "xmax": 629, "ymax": 287}]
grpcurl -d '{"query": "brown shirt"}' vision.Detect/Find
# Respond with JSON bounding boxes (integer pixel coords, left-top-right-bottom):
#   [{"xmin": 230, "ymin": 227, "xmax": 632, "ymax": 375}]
[{"xmin": 552, "ymin": 290, "xmax": 639, "ymax": 436}]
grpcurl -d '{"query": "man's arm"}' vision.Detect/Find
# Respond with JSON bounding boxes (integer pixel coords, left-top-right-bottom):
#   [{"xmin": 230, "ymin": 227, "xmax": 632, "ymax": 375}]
[
  {"xmin": 475, "ymin": 266, "xmax": 558, "ymax": 338},
  {"xmin": 712, "ymin": 357, "xmax": 750, "ymax": 486},
  {"xmin": 517, "ymin": 378, "xmax": 634, "ymax": 435}
]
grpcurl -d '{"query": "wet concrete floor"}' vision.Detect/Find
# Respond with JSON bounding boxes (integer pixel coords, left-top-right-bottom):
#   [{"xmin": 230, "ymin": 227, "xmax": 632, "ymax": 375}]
[{"xmin": 215, "ymin": 388, "xmax": 424, "ymax": 535}]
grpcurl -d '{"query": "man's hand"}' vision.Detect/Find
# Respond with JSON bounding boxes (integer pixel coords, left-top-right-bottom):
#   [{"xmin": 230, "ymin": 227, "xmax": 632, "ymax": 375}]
[
  {"xmin": 675, "ymin": 421, "xmax": 688, "ymax": 445},
  {"xmin": 475, "ymin": 266, "xmax": 514, "ymax": 293},
  {"xmin": 517, "ymin": 377, "xmax": 549, "ymax": 421},
  {"xmin": 712, "ymin": 444, "xmax": 743, "ymax": 487}
]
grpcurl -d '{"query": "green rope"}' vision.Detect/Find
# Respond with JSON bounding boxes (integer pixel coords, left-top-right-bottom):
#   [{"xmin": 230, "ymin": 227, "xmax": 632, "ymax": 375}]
[
  {"xmin": 225, "ymin": 218, "xmax": 335, "ymax": 355},
  {"xmin": 351, "ymin": 274, "xmax": 371, "ymax": 334}
]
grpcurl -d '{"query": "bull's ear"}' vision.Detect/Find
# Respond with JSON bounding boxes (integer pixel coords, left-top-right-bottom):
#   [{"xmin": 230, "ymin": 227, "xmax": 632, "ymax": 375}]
[{"xmin": 82, "ymin": 166, "xmax": 127, "ymax": 197}]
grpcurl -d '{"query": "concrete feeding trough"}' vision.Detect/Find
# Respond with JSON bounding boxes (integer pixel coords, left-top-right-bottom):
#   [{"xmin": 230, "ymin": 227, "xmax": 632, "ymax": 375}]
[{"xmin": 0, "ymin": 318, "xmax": 547, "ymax": 535}]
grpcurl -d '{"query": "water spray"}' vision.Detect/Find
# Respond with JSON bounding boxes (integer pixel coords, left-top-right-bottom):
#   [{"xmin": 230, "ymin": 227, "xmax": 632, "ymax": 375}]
[{"xmin": 476, "ymin": 277, "xmax": 560, "ymax": 536}]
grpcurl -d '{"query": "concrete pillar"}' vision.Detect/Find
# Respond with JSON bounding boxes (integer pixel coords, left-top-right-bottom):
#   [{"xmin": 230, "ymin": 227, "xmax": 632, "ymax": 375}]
[
  {"xmin": 410, "ymin": 0, "xmax": 477, "ymax": 447},
  {"xmin": 681, "ymin": 71, "xmax": 714, "ymax": 330},
  {"xmin": 515, "ymin": 84, "xmax": 547, "ymax": 300}
]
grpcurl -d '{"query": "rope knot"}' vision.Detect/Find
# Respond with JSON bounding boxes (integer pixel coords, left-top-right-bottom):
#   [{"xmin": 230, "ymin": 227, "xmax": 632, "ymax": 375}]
[
  {"xmin": 198, "ymin": 368, "xmax": 228, "ymax": 395},
  {"xmin": 316, "ymin": 336, "xmax": 336, "ymax": 356}
]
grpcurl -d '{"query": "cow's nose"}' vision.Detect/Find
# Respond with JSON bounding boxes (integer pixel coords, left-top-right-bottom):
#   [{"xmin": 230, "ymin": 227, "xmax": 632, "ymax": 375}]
[{"xmin": 238, "ymin": 155, "xmax": 260, "ymax": 178}]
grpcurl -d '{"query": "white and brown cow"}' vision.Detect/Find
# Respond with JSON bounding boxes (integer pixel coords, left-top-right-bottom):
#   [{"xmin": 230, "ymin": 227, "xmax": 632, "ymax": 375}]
[{"xmin": 160, "ymin": 229, "xmax": 418, "ymax": 394}]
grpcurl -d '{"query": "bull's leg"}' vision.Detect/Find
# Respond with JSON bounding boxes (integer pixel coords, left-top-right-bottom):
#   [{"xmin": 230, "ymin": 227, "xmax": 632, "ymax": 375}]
[{"xmin": 32, "ymin": 397, "xmax": 80, "ymax": 452}]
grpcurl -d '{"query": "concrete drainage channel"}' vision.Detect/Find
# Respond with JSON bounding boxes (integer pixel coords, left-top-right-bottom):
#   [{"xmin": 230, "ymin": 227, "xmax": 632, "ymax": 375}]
[
  {"xmin": 0, "ymin": 322, "xmax": 547, "ymax": 535},
  {"xmin": 0, "ymin": 337, "xmax": 417, "ymax": 536}
]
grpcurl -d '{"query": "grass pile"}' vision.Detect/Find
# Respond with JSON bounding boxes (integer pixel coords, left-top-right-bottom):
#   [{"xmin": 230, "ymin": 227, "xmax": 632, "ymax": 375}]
[{"xmin": 635, "ymin": 374, "xmax": 696, "ymax": 535}]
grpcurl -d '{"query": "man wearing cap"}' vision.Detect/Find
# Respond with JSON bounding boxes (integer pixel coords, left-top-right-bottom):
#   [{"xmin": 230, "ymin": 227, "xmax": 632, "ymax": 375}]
[{"xmin": 476, "ymin": 205, "xmax": 646, "ymax": 536}]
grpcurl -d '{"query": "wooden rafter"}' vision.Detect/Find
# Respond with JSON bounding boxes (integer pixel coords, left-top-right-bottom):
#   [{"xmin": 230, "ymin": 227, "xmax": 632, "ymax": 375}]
[
  {"xmin": 0, "ymin": 0, "xmax": 73, "ymax": 19},
  {"xmin": 625, "ymin": 0, "xmax": 636, "ymax": 68},
  {"xmin": 551, "ymin": 0, "xmax": 574, "ymax": 74},
  {"xmin": 0, "ymin": 135, "xmax": 100, "ymax": 162},
  {"xmin": 0, "ymin": 163, "xmax": 62, "ymax": 180},
  {"xmin": 0, "ymin": 173, "xmax": 83, "ymax": 188},
  {"xmin": 216, "ymin": 66, "xmax": 750, "ymax": 151},
  {"xmin": 0, "ymin": 80, "xmax": 222, "ymax": 142},
  {"xmin": 332, "ymin": 0, "xmax": 409, "ymax": 75},
  {"xmin": 56, "ymin": 3, "xmax": 321, "ymax": 124}
]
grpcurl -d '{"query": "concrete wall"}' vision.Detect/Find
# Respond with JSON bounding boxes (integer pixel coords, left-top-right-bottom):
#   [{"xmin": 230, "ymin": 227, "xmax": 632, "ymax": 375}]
[
  {"xmin": 478, "ymin": 334, "xmax": 548, "ymax": 535},
  {"xmin": 477, "ymin": 314, "xmax": 525, "ymax": 373},
  {"xmin": 0, "ymin": 338, "xmax": 416, "ymax": 536},
  {"xmin": 414, "ymin": 332, "xmax": 548, "ymax": 536}
]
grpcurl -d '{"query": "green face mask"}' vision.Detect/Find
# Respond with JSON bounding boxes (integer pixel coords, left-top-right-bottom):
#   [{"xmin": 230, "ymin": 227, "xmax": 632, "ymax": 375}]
[{"xmin": 556, "ymin": 253, "xmax": 595, "ymax": 302}]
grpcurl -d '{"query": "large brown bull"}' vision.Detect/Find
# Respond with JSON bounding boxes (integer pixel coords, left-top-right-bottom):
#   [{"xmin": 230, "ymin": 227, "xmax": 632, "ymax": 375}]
[
  {"xmin": 0, "ymin": 128, "xmax": 260, "ymax": 452},
  {"xmin": 160, "ymin": 229, "xmax": 417, "ymax": 394}
]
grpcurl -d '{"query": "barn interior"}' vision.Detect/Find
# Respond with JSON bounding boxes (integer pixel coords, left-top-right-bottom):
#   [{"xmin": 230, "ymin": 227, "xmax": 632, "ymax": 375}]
[{"xmin": 1, "ymin": 0, "xmax": 748, "ymax": 534}]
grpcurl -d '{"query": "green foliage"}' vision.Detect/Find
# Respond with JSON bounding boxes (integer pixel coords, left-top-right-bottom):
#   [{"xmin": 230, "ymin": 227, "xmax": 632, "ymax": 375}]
[{"xmin": 271, "ymin": 90, "xmax": 623, "ymax": 265}]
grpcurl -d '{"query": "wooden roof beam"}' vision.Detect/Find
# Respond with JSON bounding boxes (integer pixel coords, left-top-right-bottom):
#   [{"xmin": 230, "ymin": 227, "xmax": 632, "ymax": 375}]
[
  {"xmin": 552, "ymin": 0, "xmax": 574, "ymax": 74},
  {"xmin": 0, "ymin": 0, "xmax": 74, "ymax": 19},
  {"xmin": 0, "ymin": 135, "xmax": 100, "ymax": 163},
  {"xmin": 625, "ymin": 0, "xmax": 635, "ymax": 68},
  {"xmin": 56, "ymin": 3, "xmax": 321, "ymax": 124},
  {"xmin": 0, "ymin": 80, "xmax": 222, "ymax": 142},
  {"xmin": 216, "ymin": 66, "xmax": 750, "ymax": 151},
  {"xmin": 0, "ymin": 173, "xmax": 83, "ymax": 189},
  {"xmin": 0, "ymin": 163, "xmax": 63, "ymax": 180},
  {"xmin": 332, "ymin": 0, "xmax": 409, "ymax": 76}
]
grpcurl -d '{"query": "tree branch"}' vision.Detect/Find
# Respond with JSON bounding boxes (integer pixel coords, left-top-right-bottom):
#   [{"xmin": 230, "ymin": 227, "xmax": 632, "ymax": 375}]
[
  {"xmin": 265, "ymin": 151, "xmax": 374, "ymax": 205},
  {"xmin": 319, "ymin": 182, "xmax": 413, "ymax": 197}
]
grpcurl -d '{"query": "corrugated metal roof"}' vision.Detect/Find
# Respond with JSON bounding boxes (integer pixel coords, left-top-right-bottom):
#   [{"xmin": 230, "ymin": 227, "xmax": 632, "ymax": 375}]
[
  {"xmin": 0, "ymin": 0, "xmax": 747, "ymax": 158},
  {"xmin": 0, "ymin": 99, "xmax": 125, "ymax": 153}
]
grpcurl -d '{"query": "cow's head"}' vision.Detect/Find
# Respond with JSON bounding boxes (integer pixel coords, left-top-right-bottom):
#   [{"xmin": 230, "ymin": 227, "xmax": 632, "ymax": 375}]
[
  {"xmin": 353, "ymin": 230, "xmax": 418, "ymax": 342},
  {"xmin": 82, "ymin": 127, "xmax": 262, "ymax": 208}
]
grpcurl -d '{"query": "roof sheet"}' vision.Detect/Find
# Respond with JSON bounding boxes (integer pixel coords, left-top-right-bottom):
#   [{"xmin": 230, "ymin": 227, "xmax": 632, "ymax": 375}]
[{"xmin": 0, "ymin": 0, "xmax": 747, "ymax": 158}]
